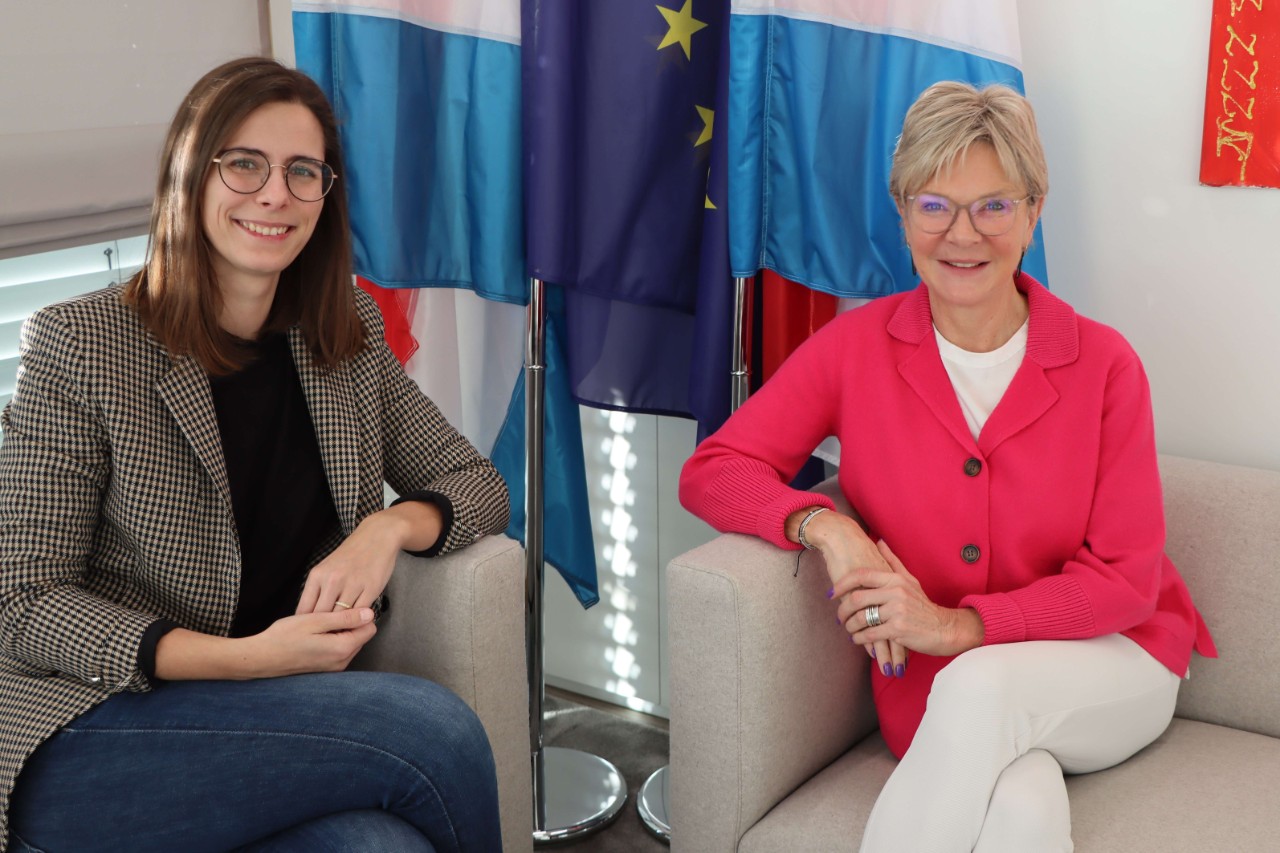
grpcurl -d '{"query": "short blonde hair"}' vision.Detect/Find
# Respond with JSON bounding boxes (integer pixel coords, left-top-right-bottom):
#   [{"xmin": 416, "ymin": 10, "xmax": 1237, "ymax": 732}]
[{"xmin": 889, "ymin": 81, "xmax": 1048, "ymax": 205}]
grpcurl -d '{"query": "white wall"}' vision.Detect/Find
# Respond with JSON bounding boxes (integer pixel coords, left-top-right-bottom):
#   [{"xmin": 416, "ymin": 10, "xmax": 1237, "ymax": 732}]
[
  {"xmin": 1017, "ymin": 1, "xmax": 1280, "ymax": 471},
  {"xmin": 268, "ymin": 0, "xmax": 296, "ymax": 65}
]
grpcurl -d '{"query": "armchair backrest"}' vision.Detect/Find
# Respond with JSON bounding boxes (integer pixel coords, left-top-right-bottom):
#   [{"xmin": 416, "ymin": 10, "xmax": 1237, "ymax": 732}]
[{"xmin": 1159, "ymin": 454, "xmax": 1280, "ymax": 737}]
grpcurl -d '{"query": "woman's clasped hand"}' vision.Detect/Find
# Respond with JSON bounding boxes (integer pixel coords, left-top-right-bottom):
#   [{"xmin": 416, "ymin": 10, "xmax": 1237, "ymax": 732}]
[{"xmin": 830, "ymin": 540, "xmax": 985, "ymax": 664}]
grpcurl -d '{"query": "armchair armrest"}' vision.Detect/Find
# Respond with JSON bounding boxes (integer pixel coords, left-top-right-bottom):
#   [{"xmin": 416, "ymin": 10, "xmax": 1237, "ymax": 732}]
[
  {"xmin": 353, "ymin": 534, "xmax": 532, "ymax": 853},
  {"xmin": 668, "ymin": 479, "xmax": 878, "ymax": 853}
]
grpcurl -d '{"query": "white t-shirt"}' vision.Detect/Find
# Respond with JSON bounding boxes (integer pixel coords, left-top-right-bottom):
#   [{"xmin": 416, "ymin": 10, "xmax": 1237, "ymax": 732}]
[{"xmin": 935, "ymin": 320, "xmax": 1029, "ymax": 441}]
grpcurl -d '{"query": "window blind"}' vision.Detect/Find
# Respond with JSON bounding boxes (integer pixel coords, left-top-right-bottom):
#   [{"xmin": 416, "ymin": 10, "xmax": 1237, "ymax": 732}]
[
  {"xmin": 0, "ymin": 0, "xmax": 269, "ymax": 259},
  {"xmin": 0, "ymin": 236, "xmax": 147, "ymax": 413}
]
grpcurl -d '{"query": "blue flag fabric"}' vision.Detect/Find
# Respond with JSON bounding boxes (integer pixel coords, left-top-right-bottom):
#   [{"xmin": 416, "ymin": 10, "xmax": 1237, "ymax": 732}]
[
  {"xmin": 293, "ymin": 1, "xmax": 599, "ymax": 607},
  {"xmin": 522, "ymin": 0, "xmax": 730, "ymax": 419},
  {"xmin": 728, "ymin": 1, "xmax": 1048, "ymax": 297},
  {"xmin": 488, "ymin": 294, "xmax": 597, "ymax": 606},
  {"xmin": 293, "ymin": 6, "xmax": 525, "ymax": 303}
]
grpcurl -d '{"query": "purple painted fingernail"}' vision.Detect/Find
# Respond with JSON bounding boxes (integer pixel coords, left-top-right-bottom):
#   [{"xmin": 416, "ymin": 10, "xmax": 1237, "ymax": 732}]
[
  {"xmin": 895, "ymin": 663, "xmax": 905, "ymax": 678},
  {"xmin": 825, "ymin": 587, "xmax": 834, "ymax": 599},
  {"xmin": 870, "ymin": 647, "xmax": 876, "ymax": 659},
  {"xmin": 882, "ymin": 663, "xmax": 892, "ymax": 677}
]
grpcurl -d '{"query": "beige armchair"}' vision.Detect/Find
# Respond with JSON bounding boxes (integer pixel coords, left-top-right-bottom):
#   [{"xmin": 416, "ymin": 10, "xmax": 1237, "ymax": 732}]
[
  {"xmin": 668, "ymin": 456, "xmax": 1280, "ymax": 851},
  {"xmin": 354, "ymin": 534, "xmax": 532, "ymax": 853}
]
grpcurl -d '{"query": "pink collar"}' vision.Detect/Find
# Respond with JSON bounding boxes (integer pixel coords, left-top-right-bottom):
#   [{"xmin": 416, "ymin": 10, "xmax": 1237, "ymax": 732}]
[{"xmin": 887, "ymin": 273, "xmax": 1079, "ymax": 369}]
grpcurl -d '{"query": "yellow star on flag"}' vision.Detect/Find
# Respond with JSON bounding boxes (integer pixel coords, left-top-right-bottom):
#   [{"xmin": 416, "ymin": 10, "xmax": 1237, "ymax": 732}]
[
  {"xmin": 657, "ymin": 0, "xmax": 708, "ymax": 61},
  {"xmin": 695, "ymin": 105, "xmax": 714, "ymax": 147}
]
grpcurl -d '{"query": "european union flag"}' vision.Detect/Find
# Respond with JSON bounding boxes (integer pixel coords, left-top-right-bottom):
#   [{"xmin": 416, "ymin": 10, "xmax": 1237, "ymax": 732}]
[{"xmin": 523, "ymin": 0, "xmax": 731, "ymax": 422}]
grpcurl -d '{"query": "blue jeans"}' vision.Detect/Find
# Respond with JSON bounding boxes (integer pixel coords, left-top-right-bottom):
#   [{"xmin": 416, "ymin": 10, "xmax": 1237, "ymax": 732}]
[{"xmin": 8, "ymin": 672, "xmax": 501, "ymax": 852}]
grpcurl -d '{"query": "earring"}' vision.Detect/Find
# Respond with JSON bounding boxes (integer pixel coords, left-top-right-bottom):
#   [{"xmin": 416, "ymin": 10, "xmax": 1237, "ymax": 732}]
[
  {"xmin": 910, "ymin": 256, "xmax": 918, "ymax": 278},
  {"xmin": 1015, "ymin": 249, "xmax": 1026, "ymax": 280}
]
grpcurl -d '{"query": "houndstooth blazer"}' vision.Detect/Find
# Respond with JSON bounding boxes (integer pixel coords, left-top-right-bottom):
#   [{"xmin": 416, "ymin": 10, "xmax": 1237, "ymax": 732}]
[{"xmin": 0, "ymin": 284, "xmax": 511, "ymax": 850}]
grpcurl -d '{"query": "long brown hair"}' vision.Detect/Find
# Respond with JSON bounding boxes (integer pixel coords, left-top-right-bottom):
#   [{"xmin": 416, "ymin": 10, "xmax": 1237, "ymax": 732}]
[{"xmin": 123, "ymin": 57, "xmax": 363, "ymax": 374}]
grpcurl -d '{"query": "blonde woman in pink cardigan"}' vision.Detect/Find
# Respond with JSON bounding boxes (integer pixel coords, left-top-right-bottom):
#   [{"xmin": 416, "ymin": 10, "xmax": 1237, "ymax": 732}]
[{"xmin": 680, "ymin": 82, "xmax": 1215, "ymax": 852}]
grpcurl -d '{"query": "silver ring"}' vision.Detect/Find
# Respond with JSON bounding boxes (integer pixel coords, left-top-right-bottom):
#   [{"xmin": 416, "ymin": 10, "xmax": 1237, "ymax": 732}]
[
  {"xmin": 334, "ymin": 601, "xmax": 353, "ymax": 610},
  {"xmin": 864, "ymin": 605, "xmax": 882, "ymax": 628}
]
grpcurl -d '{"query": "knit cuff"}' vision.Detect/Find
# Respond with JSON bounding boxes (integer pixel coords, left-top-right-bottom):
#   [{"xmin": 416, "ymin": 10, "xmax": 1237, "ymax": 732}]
[
  {"xmin": 961, "ymin": 577, "xmax": 1096, "ymax": 645},
  {"xmin": 959, "ymin": 592, "xmax": 1025, "ymax": 645},
  {"xmin": 757, "ymin": 491, "xmax": 838, "ymax": 551},
  {"xmin": 137, "ymin": 618, "xmax": 182, "ymax": 684},
  {"xmin": 391, "ymin": 490, "xmax": 454, "ymax": 558}
]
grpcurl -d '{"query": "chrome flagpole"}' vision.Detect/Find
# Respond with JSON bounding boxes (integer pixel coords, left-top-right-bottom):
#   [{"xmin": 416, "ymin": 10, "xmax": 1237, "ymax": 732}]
[
  {"xmin": 637, "ymin": 273, "xmax": 754, "ymax": 843},
  {"xmin": 730, "ymin": 275, "xmax": 753, "ymax": 409},
  {"xmin": 525, "ymin": 278, "xmax": 627, "ymax": 844}
]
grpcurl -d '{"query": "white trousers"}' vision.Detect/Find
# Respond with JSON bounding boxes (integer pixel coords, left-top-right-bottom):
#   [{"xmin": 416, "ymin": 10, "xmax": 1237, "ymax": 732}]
[{"xmin": 859, "ymin": 635, "xmax": 1181, "ymax": 853}]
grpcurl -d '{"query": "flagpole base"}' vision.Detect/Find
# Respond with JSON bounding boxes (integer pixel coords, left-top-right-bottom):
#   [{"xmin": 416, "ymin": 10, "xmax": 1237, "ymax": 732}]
[
  {"xmin": 532, "ymin": 747, "xmax": 628, "ymax": 844},
  {"xmin": 637, "ymin": 764, "xmax": 671, "ymax": 842}
]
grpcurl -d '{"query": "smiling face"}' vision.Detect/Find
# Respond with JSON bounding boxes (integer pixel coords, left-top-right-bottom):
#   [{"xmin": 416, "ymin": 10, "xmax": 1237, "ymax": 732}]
[
  {"xmin": 201, "ymin": 101, "xmax": 326, "ymax": 300},
  {"xmin": 900, "ymin": 141, "xmax": 1042, "ymax": 318}
]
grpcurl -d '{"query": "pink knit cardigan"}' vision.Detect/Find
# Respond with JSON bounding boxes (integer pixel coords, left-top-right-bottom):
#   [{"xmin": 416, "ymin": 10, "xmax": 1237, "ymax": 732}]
[{"xmin": 680, "ymin": 275, "xmax": 1216, "ymax": 757}]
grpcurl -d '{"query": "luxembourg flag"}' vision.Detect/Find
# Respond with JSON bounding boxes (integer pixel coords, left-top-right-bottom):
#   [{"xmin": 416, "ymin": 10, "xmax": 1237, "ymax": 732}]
[
  {"xmin": 728, "ymin": 0, "xmax": 1048, "ymax": 298},
  {"xmin": 293, "ymin": 0, "xmax": 599, "ymax": 607}
]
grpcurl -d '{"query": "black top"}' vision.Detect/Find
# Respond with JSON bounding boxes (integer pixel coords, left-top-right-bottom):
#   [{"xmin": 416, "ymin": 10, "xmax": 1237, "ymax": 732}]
[{"xmin": 210, "ymin": 332, "xmax": 340, "ymax": 638}]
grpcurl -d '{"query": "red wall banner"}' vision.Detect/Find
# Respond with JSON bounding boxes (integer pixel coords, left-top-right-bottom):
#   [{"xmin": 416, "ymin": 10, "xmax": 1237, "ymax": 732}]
[{"xmin": 1200, "ymin": 0, "xmax": 1280, "ymax": 188}]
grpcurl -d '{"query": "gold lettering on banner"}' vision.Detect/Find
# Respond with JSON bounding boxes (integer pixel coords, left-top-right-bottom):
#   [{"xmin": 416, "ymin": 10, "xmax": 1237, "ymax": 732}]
[
  {"xmin": 1232, "ymin": 59, "xmax": 1261, "ymax": 89},
  {"xmin": 1222, "ymin": 90, "xmax": 1256, "ymax": 120},
  {"xmin": 1213, "ymin": 0, "xmax": 1263, "ymax": 181},
  {"xmin": 1218, "ymin": 58, "xmax": 1260, "ymax": 92},
  {"xmin": 1216, "ymin": 115, "xmax": 1255, "ymax": 172},
  {"xmin": 1225, "ymin": 25, "xmax": 1258, "ymax": 55}
]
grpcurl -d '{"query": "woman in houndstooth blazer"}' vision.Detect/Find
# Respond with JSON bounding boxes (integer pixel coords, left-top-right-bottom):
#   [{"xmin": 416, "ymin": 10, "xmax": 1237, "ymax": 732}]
[{"xmin": 0, "ymin": 58, "xmax": 510, "ymax": 852}]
